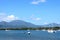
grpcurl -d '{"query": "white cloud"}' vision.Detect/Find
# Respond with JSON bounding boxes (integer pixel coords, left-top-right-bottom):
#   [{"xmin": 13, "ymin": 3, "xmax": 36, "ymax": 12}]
[
  {"xmin": 44, "ymin": 22, "xmax": 48, "ymax": 24},
  {"xmin": 40, "ymin": 0, "xmax": 46, "ymax": 2},
  {"xmin": 0, "ymin": 13, "xmax": 41, "ymax": 22},
  {"xmin": 31, "ymin": 0, "xmax": 46, "ymax": 4},
  {"xmin": 30, "ymin": 14, "xmax": 41, "ymax": 21},
  {"xmin": 31, "ymin": 17, "xmax": 41, "ymax": 21},
  {"xmin": 4, "ymin": 15, "xmax": 19, "ymax": 22},
  {"xmin": 0, "ymin": 13, "xmax": 19, "ymax": 22},
  {"xmin": 31, "ymin": 1, "xmax": 39, "ymax": 4}
]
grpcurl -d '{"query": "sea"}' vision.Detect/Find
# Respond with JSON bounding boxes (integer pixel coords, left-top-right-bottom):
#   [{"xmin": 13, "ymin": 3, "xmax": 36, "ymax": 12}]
[{"xmin": 0, "ymin": 30, "xmax": 60, "ymax": 40}]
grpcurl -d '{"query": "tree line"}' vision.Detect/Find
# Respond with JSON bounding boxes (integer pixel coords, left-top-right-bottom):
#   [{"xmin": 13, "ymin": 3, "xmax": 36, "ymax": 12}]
[{"xmin": 0, "ymin": 26, "xmax": 60, "ymax": 30}]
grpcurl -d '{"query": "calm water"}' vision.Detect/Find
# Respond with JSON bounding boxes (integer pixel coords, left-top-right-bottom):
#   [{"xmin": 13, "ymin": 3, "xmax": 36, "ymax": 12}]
[{"xmin": 0, "ymin": 30, "xmax": 60, "ymax": 40}]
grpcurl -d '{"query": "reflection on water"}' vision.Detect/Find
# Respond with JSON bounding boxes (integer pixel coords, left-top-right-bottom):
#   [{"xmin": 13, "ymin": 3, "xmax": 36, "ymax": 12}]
[{"xmin": 0, "ymin": 30, "xmax": 60, "ymax": 40}]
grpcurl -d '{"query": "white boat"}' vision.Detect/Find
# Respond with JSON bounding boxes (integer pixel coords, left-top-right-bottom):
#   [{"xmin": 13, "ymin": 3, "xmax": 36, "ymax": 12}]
[
  {"xmin": 27, "ymin": 31, "xmax": 31, "ymax": 35},
  {"xmin": 47, "ymin": 30, "xmax": 56, "ymax": 33},
  {"xmin": 28, "ymin": 31, "xmax": 30, "ymax": 33},
  {"xmin": 42, "ymin": 29, "xmax": 46, "ymax": 31},
  {"xmin": 5, "ymin": 29, "xmax": 9, "ymax": 31}
]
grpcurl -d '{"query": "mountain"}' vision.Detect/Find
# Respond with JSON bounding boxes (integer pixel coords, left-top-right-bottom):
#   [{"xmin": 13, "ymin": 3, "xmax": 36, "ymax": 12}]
[
  {"xmin": 0, "ymin": 20, "xmax": 37, "ymax": 28},
  {"xmin": 42, "ymin": 23, "xmax": 60, "ymax": 27},
  {"xmin": 0, "ymin": 20, "xmax": 60, "ymax": 28},
  {"xmin": 0, "ymin": 21, "xmax": 8, "ymax": 28}
]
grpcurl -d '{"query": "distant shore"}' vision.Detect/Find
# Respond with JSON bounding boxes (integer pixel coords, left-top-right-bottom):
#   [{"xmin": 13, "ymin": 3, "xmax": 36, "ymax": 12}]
[{"xmin": 0, "ymin": 27, "xmax": 60, "ymax": 30}]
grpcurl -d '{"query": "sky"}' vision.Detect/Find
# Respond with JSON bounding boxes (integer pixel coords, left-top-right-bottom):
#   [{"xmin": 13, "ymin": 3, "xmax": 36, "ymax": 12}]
[{"xmin": 0, "ymin": 0, "xmax": 60, "ymax": 25}]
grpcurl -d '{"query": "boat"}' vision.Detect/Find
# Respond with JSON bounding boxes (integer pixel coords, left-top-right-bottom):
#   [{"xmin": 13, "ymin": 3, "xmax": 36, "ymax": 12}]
[
  {"xmin": 42, "ymin": 29, "xmax": 46, "ymax": 31},
  {"xmin": 27, "ymin": 31, "xmax": 31, "ymax": 35},
  {"xmin": 5, "ymin": 29, "xmax": 9, "ymax": 31},
  {"xmin": 47, "ymin": 30, "xmax": 56, "ymax": 33}
]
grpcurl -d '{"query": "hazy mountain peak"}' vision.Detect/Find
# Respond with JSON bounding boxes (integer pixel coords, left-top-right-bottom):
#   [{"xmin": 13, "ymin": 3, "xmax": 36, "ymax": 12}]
[
  {"xmin": 0, "ymin": 20, "xmax": 36, "ymax": 28},
  {"xmin": 0, "ymin": 20, "xmax": 60, "ymax": 28}
]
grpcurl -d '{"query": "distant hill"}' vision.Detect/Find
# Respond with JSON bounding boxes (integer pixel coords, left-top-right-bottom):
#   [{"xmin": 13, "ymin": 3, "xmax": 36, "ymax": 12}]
[
  {"xmin": 0, "ymin": 20, "xmax": 60, "ymax": 28},
  {"xmin": 0, "ymin": 20, "xmax": 37, "ymax": 28},
  {"xmin": 41, "ymin": 23, "xmax": 60, "ymax": 27}
]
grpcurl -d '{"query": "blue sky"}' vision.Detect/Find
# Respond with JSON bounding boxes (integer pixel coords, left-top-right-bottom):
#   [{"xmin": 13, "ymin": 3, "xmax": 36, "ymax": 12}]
[{"xmin": 0, "ymin": 0, "xmax": 60, "ymax": 25}]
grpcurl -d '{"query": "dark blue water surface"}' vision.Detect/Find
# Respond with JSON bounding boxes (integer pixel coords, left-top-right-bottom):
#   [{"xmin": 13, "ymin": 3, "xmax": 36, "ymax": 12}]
[{"xmin": 0, "ymin": 30, "xmax": 60, "ymax": 40}]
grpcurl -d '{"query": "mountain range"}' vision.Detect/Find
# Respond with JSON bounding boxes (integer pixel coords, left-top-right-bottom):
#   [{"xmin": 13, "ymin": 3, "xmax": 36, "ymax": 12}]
[
  {"xmin": 0, "ymin": 20, "xmax": 60, "ymax": 28},
  {"xmin": 0, "ymin": 20, "xmax": 37, "ymax": 28}
]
